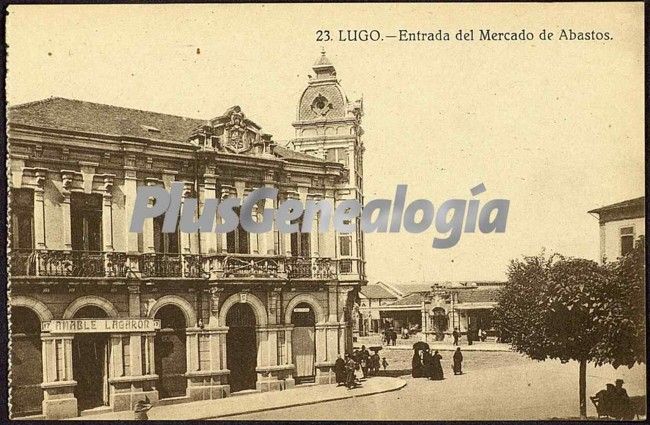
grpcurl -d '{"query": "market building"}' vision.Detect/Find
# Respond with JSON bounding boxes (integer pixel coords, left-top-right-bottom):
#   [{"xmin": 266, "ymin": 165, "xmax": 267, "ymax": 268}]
[
  {"xmin": 8, "ymin": 52, "xmax": 366, "ymax": 419},
  {"xmin": 356, "ymin": 281, "xmax": 504, "ymax": 342},
  {"xmin": 588, "ymin": 196, "xmax": 645, "ymax": 263}
]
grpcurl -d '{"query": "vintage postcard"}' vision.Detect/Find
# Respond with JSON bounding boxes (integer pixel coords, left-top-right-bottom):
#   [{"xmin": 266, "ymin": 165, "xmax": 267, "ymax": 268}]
[{"xmin": 4, "ymin": 2, "xmax": 646, "ymax": 421}]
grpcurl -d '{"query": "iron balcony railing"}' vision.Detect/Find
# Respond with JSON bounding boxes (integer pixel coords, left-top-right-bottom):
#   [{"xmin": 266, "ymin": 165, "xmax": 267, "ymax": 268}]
[
  {"xmin": 9, "ymin": 249, "xmax": 128, "ymax": 278},
  {"xmin": 10, "ymin": 250, "xmax": 364, "ymax": 281},
  {"xmin": 139, "ymin": 253, "xmax": 202, "ymax": 278}
]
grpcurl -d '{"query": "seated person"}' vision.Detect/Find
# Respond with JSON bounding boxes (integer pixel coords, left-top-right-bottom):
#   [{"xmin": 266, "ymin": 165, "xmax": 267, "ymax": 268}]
[{"xmin": 611, "ymin": 379, "xmax": 634, "ymax": 420}]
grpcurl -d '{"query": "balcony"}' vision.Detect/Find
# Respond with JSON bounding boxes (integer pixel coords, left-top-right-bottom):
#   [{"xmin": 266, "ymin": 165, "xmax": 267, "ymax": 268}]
[
  {"xmin": 10, "ymin": 250, "xmax": 364, "ymax": 282},
  {"xmin": 9, "ymin": 249, "xmax": 128, "ymax": 278},
  {"xmin": 203, "ymin": 254, "xmax": 285, "ymax": 279},
  {"xmin": 139, "ymin": 253, "xmax": 203, "ymax": 279},
  {"xmin": 286, "ymin": 257, "xmax": 334, "ymax": 279}
]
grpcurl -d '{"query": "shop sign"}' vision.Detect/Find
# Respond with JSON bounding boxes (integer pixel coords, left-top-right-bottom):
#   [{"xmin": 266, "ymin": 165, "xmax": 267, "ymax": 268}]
[{"xmin": 42, "ymin": 318, "xmax": 161, "ymax": 333}]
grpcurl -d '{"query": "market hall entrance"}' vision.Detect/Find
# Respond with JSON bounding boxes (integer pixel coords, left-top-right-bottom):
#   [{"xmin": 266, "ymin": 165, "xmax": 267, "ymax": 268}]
[
  {"xmin": 10, "ymin": 306, "xmax": 43, "ymax": 417},
  {"xmin": 72, "ymin": 306, "xmax": 109, "ymax": 413},
  {"xmin": 226, "ymin": 303, "xmax": 257, "ymax": 392},
  {"xmin": 291, "ymin": 303, "xmax": 316, "ymax": 384},
  {"xmin": 154, "ymin": 305, "xmax": 188, "ymax": 399}
]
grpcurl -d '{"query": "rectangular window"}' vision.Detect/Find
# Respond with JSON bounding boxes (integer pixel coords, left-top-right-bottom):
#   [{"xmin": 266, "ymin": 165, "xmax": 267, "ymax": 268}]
[
  {"xmin": 226, "ymin": 207, "xmax": 249, "ymax": 254},
  {"xmin": 153, "ymin": 215, "xmax": 179, "ymax": 253},
  {"xmin": 339, "ymin": 235, "xmax": 352, "ymax": 257},
  {"xmin": 70, "ymin": 193, "xmax": 103, "ymax": 251},
  {"xmin": 290, "ymin": 216, "xmax": 310, "ymax": 257},
  {"xmin": 11, "ymin": 188, "xmax": 34, "ymax": 250},
  {"xmin": 620, "ymin": 226, "xmax": 635, "ymax": 256},
  {"xmin": 277, "ymin": 331, "xmax": 286, "ymax": 365}
]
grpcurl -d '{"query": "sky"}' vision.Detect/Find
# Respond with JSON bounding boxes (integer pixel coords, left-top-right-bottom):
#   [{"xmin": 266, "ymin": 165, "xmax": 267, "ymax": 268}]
[{"xmin": 6, "ymin": 3, "xmax": 645, "ymax": 283}]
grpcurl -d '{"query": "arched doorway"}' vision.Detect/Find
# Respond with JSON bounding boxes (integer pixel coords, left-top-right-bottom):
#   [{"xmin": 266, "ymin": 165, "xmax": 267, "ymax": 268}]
[
  {"xmin": 431, "ymin": 308, "xmax": 448, "ymax": 341},
  {"xmin": 226, "ymin": 303, "xmax": 257, "ymax": 392},
  {"xmin": 291, "ymin": 303, "xmax": 316, "ymax": 384},
  {"xmin": 154, "ymin": 305, "xmax": 187, "ymax": 399},
  {"xmin": 10, "ymin": 306, "xmax": 43, "ymax": 417},
  {"xmin": 72, "ymin": 306, "xmax": 110, "ymax": 412}
]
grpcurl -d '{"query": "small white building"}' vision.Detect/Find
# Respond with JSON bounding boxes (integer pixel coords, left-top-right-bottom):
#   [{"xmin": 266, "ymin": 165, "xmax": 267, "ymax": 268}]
[{"xmin": 588, "ymin": 196, "xmax": 645, "ymax": 263}]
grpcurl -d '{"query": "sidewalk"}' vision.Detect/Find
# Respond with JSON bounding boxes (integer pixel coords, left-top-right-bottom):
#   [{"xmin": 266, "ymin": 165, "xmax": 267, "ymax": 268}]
[
  {"xmin": 71, "ymin": 377, "xmax": 406, "ymax": 420},
  {"xmin": 383, "ymin": 342, "xmax": 511, "ymax": 352},
  {"xmin": 356, "ymin": 340, "xmax": 511, "ymax": 352}
]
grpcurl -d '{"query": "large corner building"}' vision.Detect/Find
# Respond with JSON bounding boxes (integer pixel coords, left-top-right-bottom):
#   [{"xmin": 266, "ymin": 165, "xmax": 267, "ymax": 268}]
[{"xmin": 8, "ymin": 52, "xmax": 366, "ymax": 419}]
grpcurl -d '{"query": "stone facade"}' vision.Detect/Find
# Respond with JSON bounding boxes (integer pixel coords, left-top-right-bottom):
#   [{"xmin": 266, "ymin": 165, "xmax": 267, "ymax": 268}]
[{"xmin": 8, "ymin": 53, "xmax": 366, "ymax": 419}]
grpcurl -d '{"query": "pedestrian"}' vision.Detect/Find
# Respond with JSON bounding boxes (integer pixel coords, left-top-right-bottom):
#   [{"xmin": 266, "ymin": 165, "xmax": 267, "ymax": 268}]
[
  {"xmin": 345, "ymin": 355, "xmax": 358, "ymax": 389},
  {"xmin": 133, "ymin": 396, "xmax": 152, "ymax": 420},
  {"xmin": 334, "ymin": 354, "xmax": 346, "ymax": 386},
  {"xmin": 382, "ymin": 357, "xmax": 389, "ymax": 371},
  {"xmin": 467, "ymin": 329, "xmax": 473, "ymax": 346},
  {"xmin": 477, "ymin": 328, "xmax": 482, "ymax": 342},
  {"xmin": 360, "ymin": 345, "xmax": 370, "ymax": 378},
  {"xmin": 411, "ymin": 349, "xmax": 423, "ymax": 378},
  {"xmin": 611, "ymin": 379, "xmax": 634, "ymax": 420},
  {"xmin": 392, "ymin": 329, "xmax": 398, "ymax": 346},
  {"xmin": 453, "ymin": 347, "xmax": 463, "ymax": 375},
  {"xmin": 370, "ymin": 352, "xmax": 380, "ymax": 375},
  {"xmin": 452, "ymin": 329, "xmax": 459, "ymax": 346},
  {"xmin": 431, "ymin": 350, "xmax": 444, "ymax": 380},
  {"xmin": 480, "ymin": 329, "xmax": 487, "ymax": 342},
  {"xmin": 422, "ymin": 348, "xmax": 433, "ymax": 379}
]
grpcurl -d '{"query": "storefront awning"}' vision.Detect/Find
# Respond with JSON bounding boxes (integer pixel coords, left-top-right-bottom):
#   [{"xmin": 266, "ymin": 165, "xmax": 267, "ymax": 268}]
[{"xmin": 453, "ymin": 302, "xmax": 496, "ymax": 310}]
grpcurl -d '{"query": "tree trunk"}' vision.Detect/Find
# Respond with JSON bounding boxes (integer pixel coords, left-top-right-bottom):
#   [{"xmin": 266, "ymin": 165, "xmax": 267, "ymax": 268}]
[{"xmin": 579, "ymin": 359, "xmax": 587, "ymax": 419}]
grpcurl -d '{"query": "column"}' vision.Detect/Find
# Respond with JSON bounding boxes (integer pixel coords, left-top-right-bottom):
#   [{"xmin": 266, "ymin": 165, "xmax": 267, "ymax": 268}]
[
  {"xmin": 60, "ymin": 192, "xmax": 72, "ymax": 250},
  {"xmin": 123, "ymin": 168, "xmax": 139, "ymax": 252},
  {"xmin": 32, "ymin": 170, "xmax": 48, "ymax": 249},
  {"xmin": 180, "ymin": 182, "xmax": 193, "ymax": 254},
  {"xmin": 41, "ymin": 334, "xmax": 77, "ymax": 419},
  {"xmin": 202, "ymin": 174, "xmax": 219, "ymax": 253},
  {"xmin": 143, "ymin": 179, "xmax": 160, "ymax": 253},
  {"xmin": 101, "ymin": 176, "xmax": 115, "ymax": 252}
]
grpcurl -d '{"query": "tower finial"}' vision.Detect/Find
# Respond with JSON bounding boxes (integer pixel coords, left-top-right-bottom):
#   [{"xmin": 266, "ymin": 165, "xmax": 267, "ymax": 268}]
[{"xmin": 321, "ymin": 46, "xmax": 326, "ymax": 55}]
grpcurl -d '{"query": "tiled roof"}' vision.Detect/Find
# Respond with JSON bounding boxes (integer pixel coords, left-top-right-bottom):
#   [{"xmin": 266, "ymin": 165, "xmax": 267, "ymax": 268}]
[
  {"xmin": 588, "ymin": 196, "xmax": 645, "ymax": 214},
  {"xmin": 390, "ymin": 292, "xmax": 428, "ymax": 306},
  {"xmin": 274, "ymin": 145, "xmax": 325, "ymax": 162},
  {"xmin": 8, "ymin": 97, "xmax": 206, "ymax": 143},
  {"xmin": 394, "ymin": 283, "xmax": 434, "ymax": 295},
  {"xmin": 360, "ymin": 285, "xmax": 398, "ymax": 300},
  {"xmin": 457, "ymin": 288, "xmax": 502, "ymax": 304},
  {"xmin": 8, "ymin": 97, "xmax": 326, "ymax": 163}
]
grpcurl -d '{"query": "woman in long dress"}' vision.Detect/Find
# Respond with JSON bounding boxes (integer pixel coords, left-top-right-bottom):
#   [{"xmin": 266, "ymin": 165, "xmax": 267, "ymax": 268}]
[
  {"xmin": 422, "ymin": 349, "xmax": 434, "ymax": 379},
  {"xmin": 431, "ymin": 350, "xmax": 444, "ymax": 380},
  {"xmin": 411, "ymin": 350, "xmax": 423, "ymax": 378}
]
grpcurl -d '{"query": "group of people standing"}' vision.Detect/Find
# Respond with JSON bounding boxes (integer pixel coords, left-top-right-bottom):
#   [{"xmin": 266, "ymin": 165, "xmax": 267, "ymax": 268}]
[
  {"xmin": 334, "ymin": 345, "xmax": 388, "ymax": 390},
  {"xmin": 382, "ymin": 328, "xmax": 398, "ymax": 346},
  {"xmin": 412, "ymin": 347, "xmax": 464, "ymax": 380}
]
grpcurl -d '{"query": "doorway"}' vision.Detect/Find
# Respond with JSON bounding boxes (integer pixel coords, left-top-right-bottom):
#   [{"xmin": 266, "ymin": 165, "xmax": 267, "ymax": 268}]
[
  {"xmin": 226, "ymin": 303, "xmax": 257, "ymax": 392},
  {"xmin": 10, "ymin": 306, "xmax": 43, "ymax": 417},
  {"xmin": 154, "ymin": 305, "xmax": 187, "ymax": 399},
  {"xmin": 291, "ymin": 303, "xmax": 316, "ymax": 384},
  {"xmin": 72, "ymin": 306, "xmax": 109, "ymax": 412}
]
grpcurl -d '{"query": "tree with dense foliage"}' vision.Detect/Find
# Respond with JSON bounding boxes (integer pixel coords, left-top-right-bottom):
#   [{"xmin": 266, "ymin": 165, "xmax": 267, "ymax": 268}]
[{"xmin": 493, "ymin": 238, "xmax": 645, "ymax": 418}]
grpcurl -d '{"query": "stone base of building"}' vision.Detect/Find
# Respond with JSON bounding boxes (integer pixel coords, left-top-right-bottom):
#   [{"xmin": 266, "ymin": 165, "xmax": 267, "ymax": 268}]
[
  {"xmin": 111, "ymin": 389, "xmax": 159, "ymax": 412},
  {"xmin": 256, "ymin": 365, "xmax": 295, "ymax": 392},
  {"xmin": 315, "ymin": 363, "xmax": 337, "ymax": 385},
  {"xmin": 42, "ymin": 396, "xmax": 78, "ymax": 420},
  {"xmin": 186, "ymin": 371, "xmax": 231, "ymax": 401},
  {"xmin": 42, "ymin": 380, "xmax": 78, "ymax": 419},
  {"xmin": 109, "ymin": 374, "xmax": 160, "ymax": 412}
]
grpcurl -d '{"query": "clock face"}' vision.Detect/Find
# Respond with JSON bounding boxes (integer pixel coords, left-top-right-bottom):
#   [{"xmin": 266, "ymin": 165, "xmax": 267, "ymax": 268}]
[{"xmin": 311, "ymin": 94, "xmax": 332, "ymax": 116}]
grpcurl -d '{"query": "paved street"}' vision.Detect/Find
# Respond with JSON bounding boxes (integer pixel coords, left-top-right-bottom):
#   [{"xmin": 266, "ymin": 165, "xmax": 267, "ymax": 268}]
[{"xmin": 226, "ymin": 350, "xmax": 646, "ymax": 420}]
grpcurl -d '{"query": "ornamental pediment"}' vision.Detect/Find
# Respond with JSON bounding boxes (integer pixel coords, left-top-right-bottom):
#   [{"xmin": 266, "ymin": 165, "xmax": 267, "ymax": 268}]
[{"xmin": 189, "ymin": 106, "xmax": 274, "ymax": 156}]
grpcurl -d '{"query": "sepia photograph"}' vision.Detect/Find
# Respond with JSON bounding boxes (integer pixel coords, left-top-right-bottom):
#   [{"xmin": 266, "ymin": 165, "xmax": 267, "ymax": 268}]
[{"xmin": 4, "ymin": 2, "xmax": 646, "ymax": 421}]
